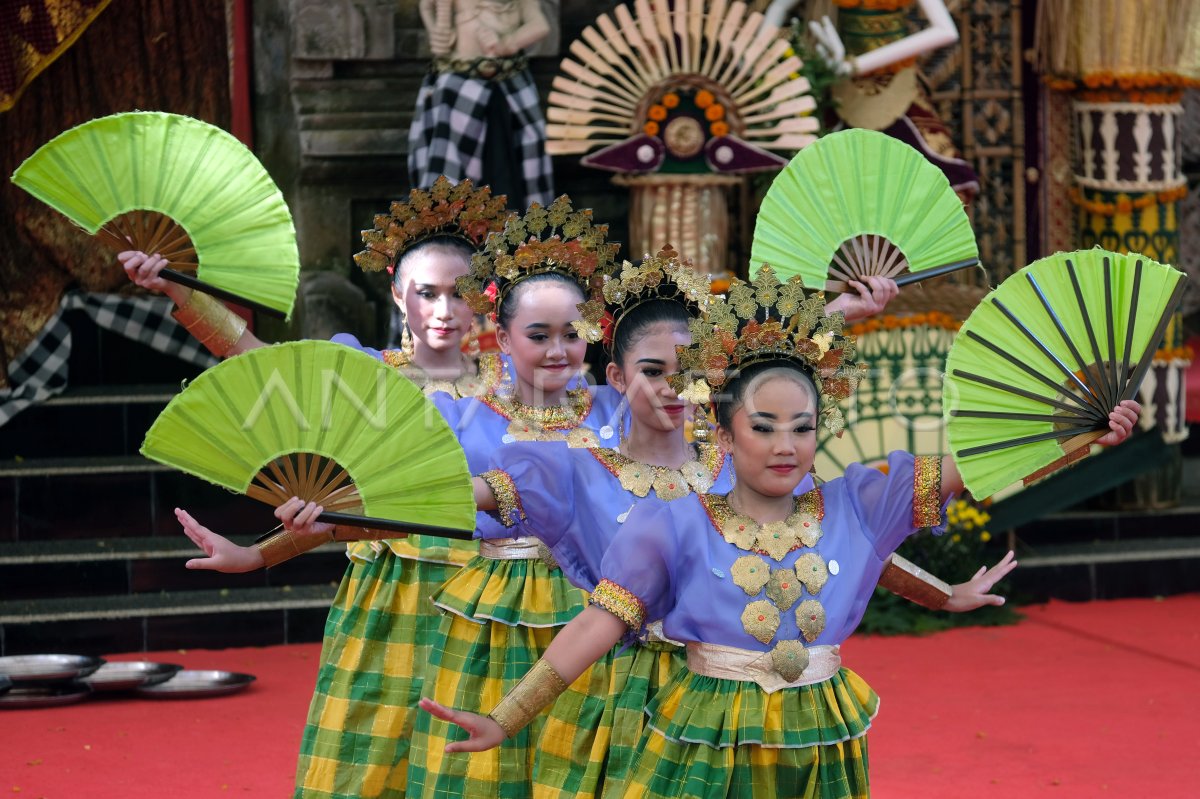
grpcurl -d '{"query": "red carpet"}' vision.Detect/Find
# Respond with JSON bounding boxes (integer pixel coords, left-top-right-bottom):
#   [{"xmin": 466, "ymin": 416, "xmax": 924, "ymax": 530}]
[{"xmin": 3, "ymin": 595, "xmax": 1198, "ymax": 798}]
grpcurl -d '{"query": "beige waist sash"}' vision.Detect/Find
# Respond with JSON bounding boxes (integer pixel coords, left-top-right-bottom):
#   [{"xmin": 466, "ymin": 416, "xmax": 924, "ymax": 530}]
[
  {"xmin": 479, "ymin": 536, "xmax": 543, "ymax": 560},
  {"xmin": 686, "ymin": 641, "xmax": 841, "ymax": 694}
]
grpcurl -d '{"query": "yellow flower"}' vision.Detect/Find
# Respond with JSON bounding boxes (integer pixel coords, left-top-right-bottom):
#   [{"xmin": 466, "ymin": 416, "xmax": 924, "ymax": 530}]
[
  {"xmin": 980, "ymin": 531, "xmax": 992, "ymax": 542},
  {"xmin": 951, "ymin": 534, "xmax": 962, "ymax": 543}
]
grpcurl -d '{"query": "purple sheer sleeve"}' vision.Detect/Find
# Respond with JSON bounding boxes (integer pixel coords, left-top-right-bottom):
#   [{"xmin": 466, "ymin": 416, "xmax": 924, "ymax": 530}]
[
  {"xmin": 484, "ymin": 442, "xmax": 574, "ymax": 547},
  {"xmin": 594, "ymin": 498, "xmax": 680, "ymax": 629},
  {"xmin": 841, "ymin": 451, "xmax": 948, "ymax": 559}
]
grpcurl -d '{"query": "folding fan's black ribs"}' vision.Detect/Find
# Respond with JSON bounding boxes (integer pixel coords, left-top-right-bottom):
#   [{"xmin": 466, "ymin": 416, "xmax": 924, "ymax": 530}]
[
  {"xmin": 948, "ymin": 369, "xmax": 1096, "ymax": 418},
  {"xmin": 989, "ymin": 297, "xmax": 1109, "ymax": 418},
  {"xmin": 1065, "ymin": 259, "xmax": 1116, "ymax": 411},
  {"xmin": 1024, "ymin": 271, "xmax": 1111, "ymax": 413},
  {"xmin": 1118, "ymin": 260, "xmax": 1143, "ymax": 395},
  {"xmin": 962, "ymin": 331, "xmax": 1103, "ymax": 419},
  {"xmin": 1103, "ymin": 259, "xmax": 1121, "ymax": 409},
  {"xmin": 951, "ymin": 410, "xmax": 1095, "ymax": 425},
  {"xmin": 1119, "ymin": 275, "xmax": 1188, "ymax": 404},
  {"xmin": 956, "ymin": 424, "xmax": 1099, "ymax": 458},
  {"xmin": 893, "ymin": 258, "xmax": 979, "ymax": 287},
  {"xmin": 316, "ymin": 511, "xmax": 476, "ymax": 540}
]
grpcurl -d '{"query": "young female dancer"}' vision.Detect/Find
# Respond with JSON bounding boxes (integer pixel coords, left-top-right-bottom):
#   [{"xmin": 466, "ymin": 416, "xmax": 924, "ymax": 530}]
[
  {"xmin": 134, "ymin": 178, "xmax": 512, "ymax": 799},
  {"xmin": 421, "ymin": 267, "xmax": 1138, "ymax": 798}
]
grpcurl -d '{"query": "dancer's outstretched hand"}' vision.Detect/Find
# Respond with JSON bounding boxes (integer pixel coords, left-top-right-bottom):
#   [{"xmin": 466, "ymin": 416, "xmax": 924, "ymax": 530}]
[
  {"xmin": 419, "ymin": 698, "xmax": 506, "ymax": 753},
  {"xmin": 177, "ymin": 508, "xmax": 264, "ymax": 572},
  {"xmin": 1096, "ymin": 400, "xmax": 1140, "ymax": 447},
  {"xmin": 944, "ymin": 550, "xmax": 1017, "ymax": 612},
  {"xmin": 276, "ymin": 497, "xmax": 335, "ymax": 538}
]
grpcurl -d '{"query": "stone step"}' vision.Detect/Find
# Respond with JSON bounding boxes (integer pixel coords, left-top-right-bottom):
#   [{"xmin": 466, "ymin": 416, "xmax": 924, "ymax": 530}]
[
  {"xmin": 1005, "ymin": 536, "xmax": 1200, "ymax": 603},
  {"xmin": 0, "ymin": 535, "xmax": 350, "ymax": 602},
  {"xmin": 0, "ymin": 455, "xmax": 171, "ymax": 478},
  {"xmin": 0, "ymin": 585, "xmax": 339, "ymax": 656}
]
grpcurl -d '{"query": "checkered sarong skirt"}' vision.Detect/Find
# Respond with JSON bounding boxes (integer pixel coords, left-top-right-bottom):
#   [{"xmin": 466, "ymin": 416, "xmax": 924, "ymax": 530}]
[
  {"xmin": 618, "ymin": 666, "xmax": 879, "ymax": 799},
  {"xmin": 406, "ymin": 555, "xmax": 589, "ymax": 797},
  {"xmin": 407, "ymin": 68, "xmax": 554, "ymax": 208},
  {"xmin": 293, "ymin": 549, "xmax": 461, "ymax": 798},
  {"xmin": 533, "ymin": 641, "xmax": 687, "ymax": 799}
]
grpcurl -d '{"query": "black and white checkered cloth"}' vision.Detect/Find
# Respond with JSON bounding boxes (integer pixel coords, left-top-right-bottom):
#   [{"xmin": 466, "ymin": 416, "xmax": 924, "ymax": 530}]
[
  {"xmin": 0, "ymin": 292, "xmax": 218, "ymax": 427},
  {"xmin": 407, "ymin": 68, "xmax": 554, "ymax": 208}
]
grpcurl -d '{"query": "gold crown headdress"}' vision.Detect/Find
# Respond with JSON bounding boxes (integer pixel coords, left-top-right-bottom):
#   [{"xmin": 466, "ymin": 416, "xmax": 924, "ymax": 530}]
[
  {"xmin": 669, "ymin": 266, "xmax": 862, "ymax": 435},
  {"xmin": 354, "ymin": 176, "xmax": 512, "ymax": 275},
  {"xmin": 458, "ymin": 195, "xmax": 621, "ymax": 340},
  {"xmin": 583, "ymin": 245, "xmax": 712, "ymax": 348}
]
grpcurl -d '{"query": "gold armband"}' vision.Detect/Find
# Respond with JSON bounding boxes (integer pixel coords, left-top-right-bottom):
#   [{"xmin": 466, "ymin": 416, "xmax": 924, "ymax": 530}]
[
  {"xmin": 256, "ymin": 528, "xmax": 332, "ymax": 568},
  {"xmin": 172, "ymin": 291, "xmax": 248, "ymax": 357},
  {"xmin": 487, "ymin": 658, "xmax": 569, "ymax": 739},
  {"xmin": 878, "ymin": 554, "xmax": 952, "ymax": 610}
]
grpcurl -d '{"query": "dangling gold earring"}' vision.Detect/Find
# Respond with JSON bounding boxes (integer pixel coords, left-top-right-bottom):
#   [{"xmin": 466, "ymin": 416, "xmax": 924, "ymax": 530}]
[
  {"xmin": 401, "ymin": 320, "xmax": 415, "ymax": 356},
  {"xmin": 691, "ymin": 405, "xmax": 711, "ymax": 442},
  {"xmin": 466, "ymin": 317, "xmax": 482, "ymax": 360}
]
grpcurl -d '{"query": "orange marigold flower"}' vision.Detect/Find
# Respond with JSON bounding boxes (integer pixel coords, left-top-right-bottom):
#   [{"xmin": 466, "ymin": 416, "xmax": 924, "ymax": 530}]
[
  {"xmin": 705, "ymin": 104, "xmax": 725, "ymax": 121},
  {"xmin": 648, "ymin": 104, "xmax": 668, "ymax": 121},
  {"xmin": 695, "ymin": 89, "xmax": 715, "ymax": 109},
  {"xmin": 662, "ymin": 92, "xmax": 680, "ymax": 109},
  {"xmin": 710, "ymin": 121, "xmax": 730, "ymax": 137},
  {"xmin": 644, "ymin": 121, "xmax": 660, "ymax": 136}
]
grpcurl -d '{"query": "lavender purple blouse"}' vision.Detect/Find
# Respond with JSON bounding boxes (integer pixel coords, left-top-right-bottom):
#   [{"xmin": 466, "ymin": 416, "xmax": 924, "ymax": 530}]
[{"xmin": 593, "ymin": 451, "xmax": 947, "ymax": 650}]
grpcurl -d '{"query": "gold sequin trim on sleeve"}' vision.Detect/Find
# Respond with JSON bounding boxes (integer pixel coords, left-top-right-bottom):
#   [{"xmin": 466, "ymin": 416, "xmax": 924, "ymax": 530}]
[
  {"xmin": 912, "ymin": 455, "xmax": 943, "ymax": 528},
  {"xmin": 480, "ymin": 469, "xmax": 526, "ymax": 527},
  {"xmin": 590, "ymin": 579, "xmax": 646, "ymax": 630}
]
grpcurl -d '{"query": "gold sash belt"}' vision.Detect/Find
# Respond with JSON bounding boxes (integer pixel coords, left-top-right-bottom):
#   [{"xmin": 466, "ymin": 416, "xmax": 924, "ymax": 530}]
[
  {"xmin": 686, "ymin": 641, "xmax": 841, "ymax": 693},
  {"xmin": 479, "ymin": 536, "xmax": 543, "ymax": 560}
]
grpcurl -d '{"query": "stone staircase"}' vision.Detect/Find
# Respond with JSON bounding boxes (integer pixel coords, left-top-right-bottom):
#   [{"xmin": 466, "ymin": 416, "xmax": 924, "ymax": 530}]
[{"xmin": 0, "ymin": 314, "xmax": 343, "ymax": 656}]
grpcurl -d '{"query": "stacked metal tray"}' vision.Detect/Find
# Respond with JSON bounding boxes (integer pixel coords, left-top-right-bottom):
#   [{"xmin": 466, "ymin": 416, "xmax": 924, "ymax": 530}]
[{"xmin": 0, "ymin": 654, "xmax": 254, "ymax": 708}]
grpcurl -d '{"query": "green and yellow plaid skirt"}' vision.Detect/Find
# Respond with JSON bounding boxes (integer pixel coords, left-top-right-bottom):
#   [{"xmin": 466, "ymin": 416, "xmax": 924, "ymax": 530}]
[
  {"xmin": 292, "ymin": 543, "xmax": 463, "ymax": 799},
  {"xmin": 408, "ymin": 555, "xmax": 590, "ymax": 798},
  {"xmin": 618, "ymin": 666, "xmax": 880, "ymax": 799},
  {"xmin": 533, "ymin": 639, "xmax": 687, "ymax": 799}
]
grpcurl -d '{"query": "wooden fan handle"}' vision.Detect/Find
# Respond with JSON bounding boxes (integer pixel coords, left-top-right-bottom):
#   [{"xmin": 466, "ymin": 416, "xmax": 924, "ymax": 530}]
[
  {"xmin": 1021, "ymin": 430, "xmax": 1106, "ymax": 485},
  {"xmin": 160, "ymin": 268, "xmax": 287, "ymax": 319},
  {"xmin": 825, "ymin": 258, "xmax": 980, "ymax": 293},
  {"xmin": 317, "ymin": 510, "xmax": 475, "ymax": 540}
]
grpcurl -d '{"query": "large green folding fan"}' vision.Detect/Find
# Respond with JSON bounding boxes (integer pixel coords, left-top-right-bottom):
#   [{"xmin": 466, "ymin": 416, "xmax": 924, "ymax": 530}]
[
  {"xmin": 943, "ymin": 248, "xmax": 1186, "ymax": 499},
  {"xmin": 750, "ymin": 128, "xmax": 978, "ymax": 292},
  {"xmin": 141, "ymin": 340, "xmax": 476, "ymax": 537},
  {"xmin": 11, "ymin": 111, "xmax": 300, "ymax": 319}
]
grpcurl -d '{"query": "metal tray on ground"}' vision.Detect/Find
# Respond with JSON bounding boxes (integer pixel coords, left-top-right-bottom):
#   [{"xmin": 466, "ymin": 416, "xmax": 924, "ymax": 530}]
[
  {"xmin": 0, "ymin": 682, "xmax": 91, "ymax": 709},
  {"xmin": 135, "ymin": 670, "xmax": 256, "ymax": 699},
  {"xmin": 0, "ymin": 654, "xmax": 104, "ymax": 684},
  {"xmin": 81, "ymin": 661, "xmax": 183, "ymax": 692}
]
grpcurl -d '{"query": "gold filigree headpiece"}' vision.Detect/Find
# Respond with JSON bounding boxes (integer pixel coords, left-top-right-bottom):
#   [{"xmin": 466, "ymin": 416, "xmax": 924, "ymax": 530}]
[
  {"xmin": 578, "ymin": 245, "xmax": 711, "ymax": 348},
  {"xmin": 458, "ymin": 195, "xmax": 620, "ymax": 340},
  {"xmin": 354, "ymin": 177, "xmax": 512, "ymax": 275},
  {"xmin": 669, "ymin": 266, "xmax": 863, "ymax": 435}
]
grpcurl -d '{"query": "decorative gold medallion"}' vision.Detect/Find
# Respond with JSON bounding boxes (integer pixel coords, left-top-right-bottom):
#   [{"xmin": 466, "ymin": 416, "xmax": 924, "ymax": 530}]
[
  {"xmin": 720, "ymin": 514, "xmax": 758, "ymax": 551},
  {"xmin": 730, "ymin": 555, "xmax": 771, "ymax": 596},
  {"xmin": 566, "ymin": 426, "xmax": 601, "ymax": 449},
  {"xmin": 770, "ymin": 640, "xmax": 811, "ymax": 682},
  {"xmin": 766, "ymin": 568, "xmax": 804, "ymax": 611},
  {"xmin": 758, "ymin": 520, "xmax": 798, "ymax": 561},
  {"xmin": 793, "ymin": 552, "xmax": 829, "ymax": 595},
  {"xmin": 616, "ymin": 462, "xmax": 654, "ymax": 496},
  {"xmin": 741, "ymin": 600, "xmax": 780, "ymax": 644},
  {"xmin": 796, "ymin": 599, "xmax": 826, "ymax": 642}
]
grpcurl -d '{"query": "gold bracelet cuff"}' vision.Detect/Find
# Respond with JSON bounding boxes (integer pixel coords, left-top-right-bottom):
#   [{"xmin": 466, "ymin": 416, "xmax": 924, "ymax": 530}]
[{"xmin": 486, "ymin": 658, "xmax": 569, "ymax": 738}]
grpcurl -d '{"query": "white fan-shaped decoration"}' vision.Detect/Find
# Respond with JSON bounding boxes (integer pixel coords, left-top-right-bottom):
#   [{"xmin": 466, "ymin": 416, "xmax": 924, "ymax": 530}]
[{"xmin": 545, "ymin": 0, "xmax": 818, "ymax": 155}]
